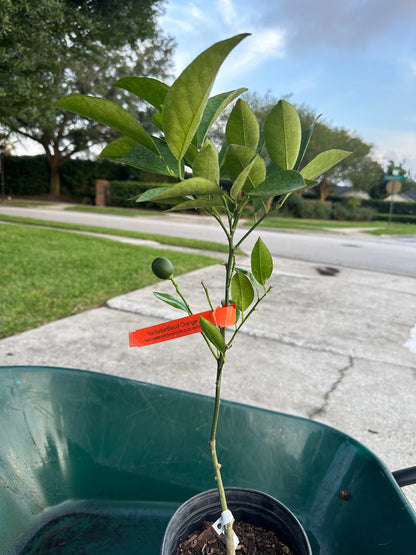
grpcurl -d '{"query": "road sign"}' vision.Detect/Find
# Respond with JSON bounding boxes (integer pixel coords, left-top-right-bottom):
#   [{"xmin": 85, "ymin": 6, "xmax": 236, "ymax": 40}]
[
  {"xmin": 386, "ymin": 181, "xmax": 402, "ymax": 194},
  {"xmin": 384, "ymin": 174, "xmax": 405, "ymax": 181}
]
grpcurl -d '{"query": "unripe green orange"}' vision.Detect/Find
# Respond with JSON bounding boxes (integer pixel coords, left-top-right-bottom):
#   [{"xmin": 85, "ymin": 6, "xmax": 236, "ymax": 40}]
[{"xmin": 152, "ymin": 257, "xmax": 174, "ymax": 280}]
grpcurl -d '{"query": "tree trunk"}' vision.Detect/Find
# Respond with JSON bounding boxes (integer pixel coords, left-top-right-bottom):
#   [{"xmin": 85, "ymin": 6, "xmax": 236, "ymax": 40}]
[{"xmin": 50, "ymin": 162, "xmax": 61, "ymax": 197}]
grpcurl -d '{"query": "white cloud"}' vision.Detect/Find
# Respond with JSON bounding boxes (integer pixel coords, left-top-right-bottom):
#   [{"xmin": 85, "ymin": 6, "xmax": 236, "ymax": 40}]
[
  {"xmin": 364, "ymin": 127, "xmax": 416, "ymax": 175},
  {"xmin": 217, "ymin": 0, "xmax": 237, "ymax": 26},
  {"xmin": 212, "ymin": 29, "xmax": 286, "ymax": 90}
]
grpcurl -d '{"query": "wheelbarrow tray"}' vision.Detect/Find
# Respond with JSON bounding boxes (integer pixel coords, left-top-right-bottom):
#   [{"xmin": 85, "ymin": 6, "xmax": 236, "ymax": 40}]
[{"xmin": 1, "ymin": 366, "xmax": 415, "ymax": 554}]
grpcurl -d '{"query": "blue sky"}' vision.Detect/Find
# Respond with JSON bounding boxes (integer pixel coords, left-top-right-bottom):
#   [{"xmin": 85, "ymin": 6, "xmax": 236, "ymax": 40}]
[{"xmin": 159, "ymin": 0, "xmax": 416, "ymax": 176}]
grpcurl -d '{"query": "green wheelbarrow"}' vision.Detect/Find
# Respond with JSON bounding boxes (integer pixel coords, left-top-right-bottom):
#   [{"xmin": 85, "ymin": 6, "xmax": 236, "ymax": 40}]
[{"xmin": 1, "ymin": 366, "xmax": 415, "ymax": 554}]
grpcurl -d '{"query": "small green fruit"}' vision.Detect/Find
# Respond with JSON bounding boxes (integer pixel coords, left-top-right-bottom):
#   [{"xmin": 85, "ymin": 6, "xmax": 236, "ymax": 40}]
[{"xmin": 152, "ymin": 257, "xmax": 174, "ymax": 280}]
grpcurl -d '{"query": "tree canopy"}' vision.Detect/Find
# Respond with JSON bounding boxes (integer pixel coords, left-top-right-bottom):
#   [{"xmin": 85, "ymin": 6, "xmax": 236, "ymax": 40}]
[{"xmin": 0, "ymin": 0, "xmax": 174, "ymax": 195}]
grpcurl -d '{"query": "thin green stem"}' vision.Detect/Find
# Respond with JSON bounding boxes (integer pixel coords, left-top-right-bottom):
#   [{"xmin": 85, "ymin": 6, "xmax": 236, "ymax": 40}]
[
  {"xmin": 235, "ymin": 209, "xmax": 269, "ymax": 249},
  {"xmin": 201, "ymin": 281, "xmax": 215, "ymax": 311},
  {"xmin": 170, "ymin": 277, "xmax": 192, "ymax": 315},
  {"xmin": 170, "ymin": 276, "xmax": 218, "ymax": 359},
  {"xmin": 227, "ymin": 286, "xmax": 272, "ymax": 346},
  {"xmin": 209, "ymin": 354, "xmax": 235, "ymax": 555}
]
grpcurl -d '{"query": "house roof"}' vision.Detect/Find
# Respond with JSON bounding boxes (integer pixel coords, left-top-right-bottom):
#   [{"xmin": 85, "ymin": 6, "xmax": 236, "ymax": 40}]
[
  {"xmin": 384, "ymin": 192, "xmax": 415, "ymax": 202},
  {"xmin": 332, "ymin": 186, "xmax": 370, "ymax": 199}
]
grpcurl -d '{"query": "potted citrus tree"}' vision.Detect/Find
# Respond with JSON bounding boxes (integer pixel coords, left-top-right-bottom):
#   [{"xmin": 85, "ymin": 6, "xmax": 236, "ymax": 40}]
[{"xmin": 56, "ymin": 33, "xmax": 350, "ymax": 554}]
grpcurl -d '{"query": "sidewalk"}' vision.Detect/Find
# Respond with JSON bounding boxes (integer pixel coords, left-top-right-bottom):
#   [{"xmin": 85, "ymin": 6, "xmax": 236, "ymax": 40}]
[{"xmin": 1, "ymin": 251, "xmax": 415, "ymax": 507}]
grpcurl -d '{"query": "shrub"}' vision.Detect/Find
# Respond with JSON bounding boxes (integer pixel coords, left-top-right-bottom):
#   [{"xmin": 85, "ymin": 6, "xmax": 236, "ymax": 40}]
[
  {"xmin": 283, "ymin": 195, "xmax": 331, "ymax": 219},
  {"xmin": 4, "ymin": 155, "xmax": 49, "ymax": 196},
  {"xmin": 331, "ymin": 202, "xmax": 375, "ymax": 221}
]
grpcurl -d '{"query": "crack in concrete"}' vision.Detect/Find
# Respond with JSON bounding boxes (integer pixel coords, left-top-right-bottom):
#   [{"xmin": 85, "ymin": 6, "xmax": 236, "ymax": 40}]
[{"xmin": 308, "ymin": 355, "xmax": 354, "ymax": 419}]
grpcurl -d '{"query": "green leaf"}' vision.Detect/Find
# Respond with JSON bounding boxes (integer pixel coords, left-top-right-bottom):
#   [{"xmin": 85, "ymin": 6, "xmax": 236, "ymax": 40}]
[
  {"xmin": 153, "ymin": 292, "xmax": 190, "ymax": 314},
  {"xmin": 152, "ymin": 177, "xmax": 222, "ymax": 201},
  {"xmin": 226, "ymin": 98, "xmax": 259, "ymax": 151},
  {"xmin": 162, "ymin": 34, "xmax": 249, "ymax": 162},
  {"xmin": 197, "ymin": 88, "xmax": 247, "ymax": 144},
  {"xmin": 104, "ymin": 142, "xmax": 173, "ymax": 176},
  {"xmin": 248, "ymin": 170, "xmax": 305, "ymax": 197},
  {"xmin": 222, "ymin": 145, "xmax": 266, "ymax": 190},
  {"xmin": 199, "ymin": 316, "xmax": 225, "ymax": 353},
  {"xmin": 264, "ymin": 100, "xmax": 301, "ymax": 170},
  {"xmin": 294, "ymin": 115, "xmax": 321, "ymax": 171},
  {"xmin": 168, "ymin": 198, "xmax": 223, "ymax": 211},
  {"xmin": 100, "ymin": 136, "xmax": 139, "ymax": 159},
  {"xmin": 55, "ymin": 94, "xmax": 158, "ymax": 153},
  {"xmin": 184, "ymin": 143, "xmax": 199, "ymax": 165},
  {"xmin": 230, "ymin": 157, "xmax": 257, "ymax": 199},
  {"xmin": 114, "ymin": 77, "xmax": 169, "ymax": 112},
  {"xmin": 300, "ymin": 149, "xmax": 352, "ymax": 180},
  {"xmin": 136, "ymin": 186, "xmax": 171, "ymax": 203},
  {"xmin": 251, "ymin": 237, "xmax": 273, "ymax": 285},
  {"xmin": 193, "ymin": 140, "xmax": 219, "ymax": 184},
  {"xmin": 152, "ymin": 112, "xmax": 163, "ymax": 131},
  {"xmin": 154, "ymin": 138, "xmax": 182, "ymax": 177},
  {"xmin": 231, "ymin": 272, "xmax": 254, "ymax": 311}
]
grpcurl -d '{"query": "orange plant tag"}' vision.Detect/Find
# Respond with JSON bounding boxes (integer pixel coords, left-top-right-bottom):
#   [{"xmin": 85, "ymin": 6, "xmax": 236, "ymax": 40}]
[{"xmin": 129, "ymin": 306, "xmax": 236, "ymax": 348}]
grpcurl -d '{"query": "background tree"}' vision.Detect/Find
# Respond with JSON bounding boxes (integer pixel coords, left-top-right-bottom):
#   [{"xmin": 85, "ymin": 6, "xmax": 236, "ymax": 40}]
[{"xmin": 0, "ymin": 0, "xmax": 174, "ymax": 195}]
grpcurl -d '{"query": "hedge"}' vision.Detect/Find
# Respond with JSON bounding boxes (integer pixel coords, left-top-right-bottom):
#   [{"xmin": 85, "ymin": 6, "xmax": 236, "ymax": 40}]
[
  {"xmin": 362, "ymin": 198, "xmax": 416, "ymax": 215},
  {"xmin": 374, "ymin": 213, "xmax": 416, "ymax": 224},
  {"xmin": 3, "ymin": 155, "xmax": 167, "ymax": 202},
  {"xmin": 3, "ymin": 155, "xmax": 50, "ymax": 196},
  {"xmin": 109, "ymin": 180, "xmax": 175, "ymax": 209}
]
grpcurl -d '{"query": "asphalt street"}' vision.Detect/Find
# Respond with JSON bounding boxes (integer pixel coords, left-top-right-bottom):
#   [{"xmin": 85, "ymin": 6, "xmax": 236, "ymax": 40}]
[{"xmin": 1, "ymin": 204, "xmax": 416, "ymax": 276}]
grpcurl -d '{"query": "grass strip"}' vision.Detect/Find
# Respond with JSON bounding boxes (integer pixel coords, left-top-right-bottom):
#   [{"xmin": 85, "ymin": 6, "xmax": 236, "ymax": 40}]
[
  {"xmin": 0, "ymin": 223, "xmax": 220, "ymax": 338},
  {"xmin": 65, "ymin": 205, "xmax": 161, "ymax": 216},
  {"xmin": 0, "ymin": 214, "xmax": 230, "ymax": 253}
]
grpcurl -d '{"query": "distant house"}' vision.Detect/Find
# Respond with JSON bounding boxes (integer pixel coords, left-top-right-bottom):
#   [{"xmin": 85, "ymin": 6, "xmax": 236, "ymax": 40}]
[
  {"xmin": 384, "ymin": 188, "xmax": 416, "ymax": 203},
  {"xmin": 332, "ymin": 185, "xmax": 370, "ymax": 200}
]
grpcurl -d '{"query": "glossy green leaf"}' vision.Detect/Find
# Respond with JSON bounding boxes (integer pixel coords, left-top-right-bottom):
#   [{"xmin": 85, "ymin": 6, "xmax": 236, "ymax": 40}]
[
  {"xmin": 153, "ymin": 292, "xmax": 190, "ymax": 314},
  {"xmin": 162, "ymin": 34, "xmax": 249, "ymax": 162},
  {"xmin": 185, "ymin": 143, "xmax": 199, "ymax": 165},
  {"xmin": 135, "ymin": 186, "xmax": 171, "ymax": 203},
  {"xmin": 168, "ymin": 198, "xmax": 223, "ymax": 211},
  {"xmin": 264, "ymin": 100, "xmax": 301, "ymax": 170},
  {"xmin": 197, "ymin": 88, "xmax": 247, "ymax": 144},
  {"xmin": 199, "ymin": 316, "xmax": 225, "ymax": 353},
  {"xmin": 152, "ymin": 112, "xmax": 163, "ymax": 131},
  {"xmin": 230, "ymin": 157, "xmax": 257, "ymax": 199},
  {"xmin": 152, "ymin": 177, "xmax": 222, "ymax": 200},
  {"xmin": 114, "ymin": 77, "xmax": 169, "ymax": 111},
  {"xmin": 154, "ymin": 138, "xmax": 182, "ymax": 177},
  {"xmin": 104, "ymin": 142, "xmax": 173, "ymax": 176},
  {"xmin": 222, "ymin": 145, "xmax": 266, "ymax": 190},
  {"xmin": 226, "ymin": 98, "xmax": 259, "ymax": 151},
  {"xmin": 300, "ymin": 149, "xmax": 351, "ymax": 180},
  {"xmin": 251, "ymin": 237, "xmax": 273, "ymax": 285},
  {"xmin": 55, "ymin": 94, "xmax": 158, "ymax": 153},
  {"xmin": 193, "ymin": 140, "xmax": 219, "ymax": 184},
  {"xmin": 248, "ymin": 170, "xmax": 305, "ymax": 197},
  {"xmin": 294, "ymin": 115, "xmax": 321, "ymax": 170},
  {"xmin": 231, "ymin": 272, "xmax": 254, "ymax": 311},
  {"xmin": 100, "ymin": 136, "xmax": 139, "ymax": 159}
]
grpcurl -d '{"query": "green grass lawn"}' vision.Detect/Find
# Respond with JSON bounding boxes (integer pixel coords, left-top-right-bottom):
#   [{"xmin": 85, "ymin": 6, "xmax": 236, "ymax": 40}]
[
  {"xmin": 250, "ymin": 217, "xmax": 416, "ymax": 235},
  {"xmin": 0, "ymin": 224, "xmax": 220, "ymax": 338}
]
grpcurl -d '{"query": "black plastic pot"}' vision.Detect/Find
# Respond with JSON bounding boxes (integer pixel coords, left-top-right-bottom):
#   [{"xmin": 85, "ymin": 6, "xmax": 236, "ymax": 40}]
[{"xmin": 161, "ymin": 487, "xmax": 312, "ymax": 554}]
